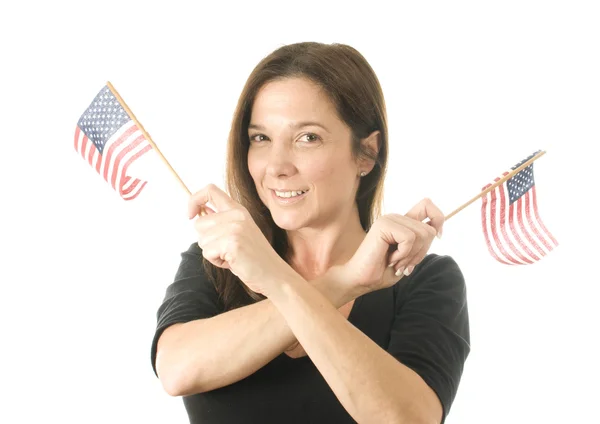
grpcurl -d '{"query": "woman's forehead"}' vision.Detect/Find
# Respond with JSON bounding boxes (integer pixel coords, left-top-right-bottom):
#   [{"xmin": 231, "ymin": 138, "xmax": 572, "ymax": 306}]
[{"xmin": 251, "ymin": 79, "xmax": 338, "ymax": 124}]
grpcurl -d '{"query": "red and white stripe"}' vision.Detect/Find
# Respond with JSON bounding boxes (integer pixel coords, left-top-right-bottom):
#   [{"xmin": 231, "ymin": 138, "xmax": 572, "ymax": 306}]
[
  {"xmin": 481, "ymin": 172, "xmax": 559, "ymax": 265},
  {"xmin": 74, "ymin": 120, "xmax": 152, "ymax": 201}
]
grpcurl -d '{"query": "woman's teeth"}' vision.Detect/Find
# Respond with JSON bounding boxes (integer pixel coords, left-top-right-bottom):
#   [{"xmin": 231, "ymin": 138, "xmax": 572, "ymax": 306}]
[{"xmin": 274, "ymin": 190, "xmax": 308, "ymax": 198}]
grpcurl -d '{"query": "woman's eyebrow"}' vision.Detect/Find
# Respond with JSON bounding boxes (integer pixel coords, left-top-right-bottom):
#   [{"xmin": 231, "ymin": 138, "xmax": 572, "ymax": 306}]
[{"xmin": 248, "ymin": 121, "xmax": 330, "ymax": 133}]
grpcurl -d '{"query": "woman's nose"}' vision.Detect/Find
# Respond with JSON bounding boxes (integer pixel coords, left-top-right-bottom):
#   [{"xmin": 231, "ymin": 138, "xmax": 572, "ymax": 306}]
[{"xmin": 265, "ymin": 141, "xmax": 296, "ymax": 177}]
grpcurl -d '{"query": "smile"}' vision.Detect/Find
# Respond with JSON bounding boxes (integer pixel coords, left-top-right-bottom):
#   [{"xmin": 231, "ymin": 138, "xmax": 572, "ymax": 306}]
[{"xmin": 271, "ymin": 189, "xmax": 309, "ymax": 204}]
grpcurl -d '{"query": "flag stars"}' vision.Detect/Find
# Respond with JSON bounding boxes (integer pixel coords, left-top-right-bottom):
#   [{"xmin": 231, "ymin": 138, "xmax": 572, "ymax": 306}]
[
  {"xmin": 507, "ymin": 164, "xmax": 535, "ymax": 204},
  {"xmin": 77, "ymin": 85, "xmax": 132, "ymax": 153}
]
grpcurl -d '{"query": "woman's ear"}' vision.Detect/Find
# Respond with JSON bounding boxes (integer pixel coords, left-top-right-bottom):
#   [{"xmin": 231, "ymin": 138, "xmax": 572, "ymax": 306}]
[{"xmin": 358, "ymin": 130, "xmax": 380, "ymax": 173}]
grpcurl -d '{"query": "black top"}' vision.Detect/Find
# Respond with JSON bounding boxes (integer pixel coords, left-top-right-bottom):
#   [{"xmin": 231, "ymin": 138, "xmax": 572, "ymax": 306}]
[{"xmin": 151, "ymin": 243, "xmax": 470, "ymax": 424}]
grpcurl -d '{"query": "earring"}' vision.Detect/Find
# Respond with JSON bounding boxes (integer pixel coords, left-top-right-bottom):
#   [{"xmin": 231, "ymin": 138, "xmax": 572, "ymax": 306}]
[{"xmin": 360, "ymin": 171, "xmax": 367, "ymax": 177}]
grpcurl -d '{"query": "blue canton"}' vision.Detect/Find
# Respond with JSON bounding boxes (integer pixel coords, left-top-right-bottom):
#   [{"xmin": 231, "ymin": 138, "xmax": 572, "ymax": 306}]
[
  {"xmin": 507, "ymin": 150, "xmax": 539, "ymax": 204},
  {"xmin": 77, "ymin": 85, "xmax": 131, "ymax": 154}
]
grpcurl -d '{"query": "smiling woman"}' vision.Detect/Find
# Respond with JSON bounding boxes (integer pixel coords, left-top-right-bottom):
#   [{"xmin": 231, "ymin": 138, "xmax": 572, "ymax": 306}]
[
  {"xmin": 151, "ymin": 41, "xmax": 470, "ymax": 424},
  {"xmin": 246, "ymin": 77, "xmax": 375, "ymax": 241}
]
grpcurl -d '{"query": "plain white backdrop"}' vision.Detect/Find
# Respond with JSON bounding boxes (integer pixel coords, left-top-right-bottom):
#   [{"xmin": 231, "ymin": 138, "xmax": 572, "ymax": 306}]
[{"xmin": 1, "ymin": 1, "xmax": 598, "ymax": 423}]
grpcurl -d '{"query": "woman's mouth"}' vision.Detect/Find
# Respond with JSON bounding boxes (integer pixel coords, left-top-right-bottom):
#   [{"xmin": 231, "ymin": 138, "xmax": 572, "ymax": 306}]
[{"xmin": 271, "ymin": 189, "xmax": 309, "ymax": 205}]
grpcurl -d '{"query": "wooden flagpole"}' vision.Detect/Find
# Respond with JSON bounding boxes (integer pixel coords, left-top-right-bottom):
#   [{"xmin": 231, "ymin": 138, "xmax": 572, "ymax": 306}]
[
  {"xmin": 106, "ymin": 81, "xmax": 190, "ymax": 195},
  {"xmin": 444, "ymin": 150, "xmax": 546, "ymax": 220},
  {"xmin": 106, "ymin": 81, "xmax": 207, "ymax": 215}
]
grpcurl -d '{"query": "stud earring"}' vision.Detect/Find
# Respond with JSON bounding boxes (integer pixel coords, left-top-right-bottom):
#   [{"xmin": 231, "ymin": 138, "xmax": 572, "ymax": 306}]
[{"xmin": 360, "ymin": 171, "xmax": 367, "ymax": 177}]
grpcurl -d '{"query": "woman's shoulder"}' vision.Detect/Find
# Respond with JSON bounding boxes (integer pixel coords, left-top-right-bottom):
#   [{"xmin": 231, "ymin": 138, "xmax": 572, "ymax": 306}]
[
  {"xmin": 172, "ymin": 242, "xmax": 205, "ymax": 278},
  {"xmin": 395, "ymin": 253, "xmax": 467, "ymax": 301},
  {"xmin": 416, "ymin": 252, "xmax": 464, "ymax": 275},
  {"xmin": 162, "ymin": 242, "xmax": 213, "ymax": 298}
]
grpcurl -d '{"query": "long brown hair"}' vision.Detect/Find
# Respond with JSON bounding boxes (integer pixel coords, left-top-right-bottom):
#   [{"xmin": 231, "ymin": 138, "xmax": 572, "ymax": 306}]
[{"xmin": 202, "ymin": 42, "xmax": 389, "ymax": 311}]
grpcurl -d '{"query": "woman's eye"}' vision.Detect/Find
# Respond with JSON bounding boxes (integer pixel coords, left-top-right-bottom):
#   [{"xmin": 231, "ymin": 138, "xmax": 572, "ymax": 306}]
[
  {"xmin": 250, "ymin": 134, "xmax": 267, "ymax": 143},
  {"xmin": 301, "ymin": 133, "xmax": 320, "ymax": 143}
]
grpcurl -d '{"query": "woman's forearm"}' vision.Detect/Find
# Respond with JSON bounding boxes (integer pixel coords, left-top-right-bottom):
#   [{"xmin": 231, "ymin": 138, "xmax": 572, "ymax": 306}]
[
  {"xmin": 157, "ymin": 298, "xmax": 298, "ymax": 396},
  {"xmin": 155, "ymin": 266, "xmax": 353, "ymax": 397},
  {"xmin": 267, "ymin": 272, "xmax": 442, "ymax": 424}
]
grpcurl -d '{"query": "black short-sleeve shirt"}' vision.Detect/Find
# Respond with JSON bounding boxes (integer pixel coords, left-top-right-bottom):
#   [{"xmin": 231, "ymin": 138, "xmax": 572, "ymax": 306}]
[{"xmin": 151, "ymin": 243, "xmax": 470, "ymax": 424}]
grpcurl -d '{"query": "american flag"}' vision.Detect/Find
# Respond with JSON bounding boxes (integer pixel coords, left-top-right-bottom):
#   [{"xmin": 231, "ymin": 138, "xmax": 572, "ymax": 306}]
[
  {"xmin": 74, "ymin": 85, "xmax": 152, "ymax": 200},
  {"xmin": 481, "ymin": 150, "xmax": 558, "ymax": 264}
]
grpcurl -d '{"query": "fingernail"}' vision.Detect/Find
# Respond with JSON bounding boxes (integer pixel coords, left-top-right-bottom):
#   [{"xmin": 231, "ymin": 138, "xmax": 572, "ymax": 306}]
[
  {"xmin": 436, "ymin": 229, "xmax": 443, "ymax": 239},
  {"xmin": 395, "ymin": 266, "xmax": 405, "ymax": 277},
  {"xmin": 388, "ymin": 261, "xmax": 398, "ymax": 268},
  {"xmin": 404, "ymin": 265, "xmax": 414, "ymax": 276}
]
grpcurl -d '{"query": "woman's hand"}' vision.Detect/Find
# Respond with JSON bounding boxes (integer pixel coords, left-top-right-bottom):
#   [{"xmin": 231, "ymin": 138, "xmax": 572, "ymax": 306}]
[
  {"xmin": 188, "ymin": 184, "xmax": 289, "ymax": 295},
  {"xmin": 343, "ymin": 198, "xmax": 445, "ymax": 294}
]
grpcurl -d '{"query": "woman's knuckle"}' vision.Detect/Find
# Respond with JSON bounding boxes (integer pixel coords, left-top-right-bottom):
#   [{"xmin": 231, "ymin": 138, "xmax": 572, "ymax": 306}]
[
  {"xmin": 239, "ymin": 208, "xmax": 250, "ymax": 221},
  {"xmin": 424, "ymin": 224, "xmax": 437, "ymax": 237},
  {"xmin": 398, "ymin": 242, "xmax": 412, "ymax": 254},
  {"xmin": 230, "ymin": 221, "xmax": 243, "ymax": 233},
  {"xmin": 228, "ymin": 238, "xmax": 241, "ymax": 252}
]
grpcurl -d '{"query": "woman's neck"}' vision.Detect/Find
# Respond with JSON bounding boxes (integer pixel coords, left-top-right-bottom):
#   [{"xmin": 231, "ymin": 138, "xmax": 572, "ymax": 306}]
[{"xmin": 284, "ymin": 207, "xmax": 367, "ymax": 281}]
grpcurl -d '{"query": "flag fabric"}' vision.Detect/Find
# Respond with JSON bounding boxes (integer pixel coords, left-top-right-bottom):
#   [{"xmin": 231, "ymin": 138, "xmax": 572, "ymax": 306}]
[
  {"xmin": 74, "ymin": 85, "xmax": 152, "ymax": 201},
  {"xmin": 480, "ymin": 150, "xmax": 558, "ymax": 264}
]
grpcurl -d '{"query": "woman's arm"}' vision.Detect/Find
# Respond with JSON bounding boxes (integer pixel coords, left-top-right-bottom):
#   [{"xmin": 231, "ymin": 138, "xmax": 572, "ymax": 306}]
[
  {"xmin": 266, "ymin": 269, "xmax": 443, "ymax": 424},
  {"xmin": 155, "ymin": 266, "xmax": 355, "ymax": 397}
]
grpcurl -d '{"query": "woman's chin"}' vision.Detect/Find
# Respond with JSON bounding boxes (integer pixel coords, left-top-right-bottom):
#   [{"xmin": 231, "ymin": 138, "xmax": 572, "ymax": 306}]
[{"xmin": 271, "ymin": 212, "xmax": 306, "ymax": 231}]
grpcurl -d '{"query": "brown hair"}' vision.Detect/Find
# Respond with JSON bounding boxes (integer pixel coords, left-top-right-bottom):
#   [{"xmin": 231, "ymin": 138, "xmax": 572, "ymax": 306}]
[{"xmin": 202, "ymin": 42, "xmax": 389, "ymax": 311}]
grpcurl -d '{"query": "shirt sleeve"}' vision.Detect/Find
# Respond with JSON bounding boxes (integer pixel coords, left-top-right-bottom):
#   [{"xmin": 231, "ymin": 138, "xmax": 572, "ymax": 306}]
[
  {"xmin": 387, "ymin": 254, "xmax": 470, "ymax": 424},
  {"xmin": 150, "ymin": 242, "xmax": 224, "ymax": 378}
]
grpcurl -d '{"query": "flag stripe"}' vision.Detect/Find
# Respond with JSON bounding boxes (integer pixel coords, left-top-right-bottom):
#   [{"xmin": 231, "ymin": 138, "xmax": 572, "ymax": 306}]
[
  {"xmin": 524, "ymin": 189, "xmax": 554, "ymax": 253},
  {"xmin": 531, "ymin": 186, "xmax": 559, "ymax": 247},
  {"xmin": 118, "ymin": 142, "xmax": 151, "ymax": 194},
  {"xmin": 509, "ymin": 200, "xmax": 541, "ymax": 261},
  {"xmin": 497, "ymin": 182, "xmax": 533, "ymax": 264},
  {"xmin": 87, "ymin": 141, "xmax": 96, "ymax": 167},
  {"xmin": 121, "ymin": 177, "xmax": 138, "ymax": 196},
  {"xmin": 118, "ymin": 143, "xmax": 152, "ymax": 197},
  {"xmin": 123, "ymin": 180, "xmax": 147, "ymax": 200},
  {"xmin": 516, "ymin": 194, "xmax": 546, "ymax": 258},
  {"xmin": 481, "ymin": 190, "xmax": 512, "ymax": 265},
  {"xmin": 102, "ymin": 122, "xmax": 139, "ymax": 186},
  {"xmin": 74, "ymin": 128, "xmax": 96, "ymax": 167},
  {"xmin": 74, "ymin": 127, "xmax": 80, "ymax": 151},
  {"xmin": 110, "ymin": 133, "xmax": 146, "ymax": 190},
  {"xmin": 74, "ymin": 122, "xmax": 151, "ymax": 198},
  {"xmin": 489, "ymin": 181, "xmax": 521, "ymax": 264}
]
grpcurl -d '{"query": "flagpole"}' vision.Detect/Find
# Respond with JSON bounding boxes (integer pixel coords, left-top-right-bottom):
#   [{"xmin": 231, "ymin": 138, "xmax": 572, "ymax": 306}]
[
  {"xmin": 106, "ymin": 81, "xmax": 207, "ymax": 215},
  {"xmin": 107, "ymin": 81, "xmax": 192, "ymax": 195},
  {"xmin": 444, "ymin": 150, "xmax": 546, "ymax": 220}
]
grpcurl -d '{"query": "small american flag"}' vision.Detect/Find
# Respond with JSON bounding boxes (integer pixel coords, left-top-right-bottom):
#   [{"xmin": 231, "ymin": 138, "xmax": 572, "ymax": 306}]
[
  {"xmin": 74, "ymin": 84, "xmax": 152, "ymax": 201},
  {"xmin": 481, "ymin": 150, "xmax": 558, "ymax": 264}
]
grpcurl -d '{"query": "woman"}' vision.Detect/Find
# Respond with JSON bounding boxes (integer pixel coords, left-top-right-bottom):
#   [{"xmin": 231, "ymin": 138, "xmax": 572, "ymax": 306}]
[{"xmin": 151, "ymin": 42, "xmax": 470, "ymax": 424}]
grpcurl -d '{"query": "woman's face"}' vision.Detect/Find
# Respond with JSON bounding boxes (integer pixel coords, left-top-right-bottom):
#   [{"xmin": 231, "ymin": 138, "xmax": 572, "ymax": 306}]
[{"xmin": 247, "ymin": 77, "xmax": 360, "ymax": 231}]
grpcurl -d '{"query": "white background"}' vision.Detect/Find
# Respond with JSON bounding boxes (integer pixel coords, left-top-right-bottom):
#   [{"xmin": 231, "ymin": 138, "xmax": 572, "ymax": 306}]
[{"xmin": 1, "ymin": 1, "xmax": 598, "ymax": 423}]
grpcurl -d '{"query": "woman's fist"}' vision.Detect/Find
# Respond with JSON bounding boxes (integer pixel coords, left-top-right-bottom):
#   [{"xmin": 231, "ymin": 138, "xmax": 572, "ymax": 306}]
[
  {"xmin": 344, "ymin": 198, "xmax": 444, "ymax": 293},
  {"xmin": 188, "ymin": 184, "xmax": 287, "ymax": 295}
]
